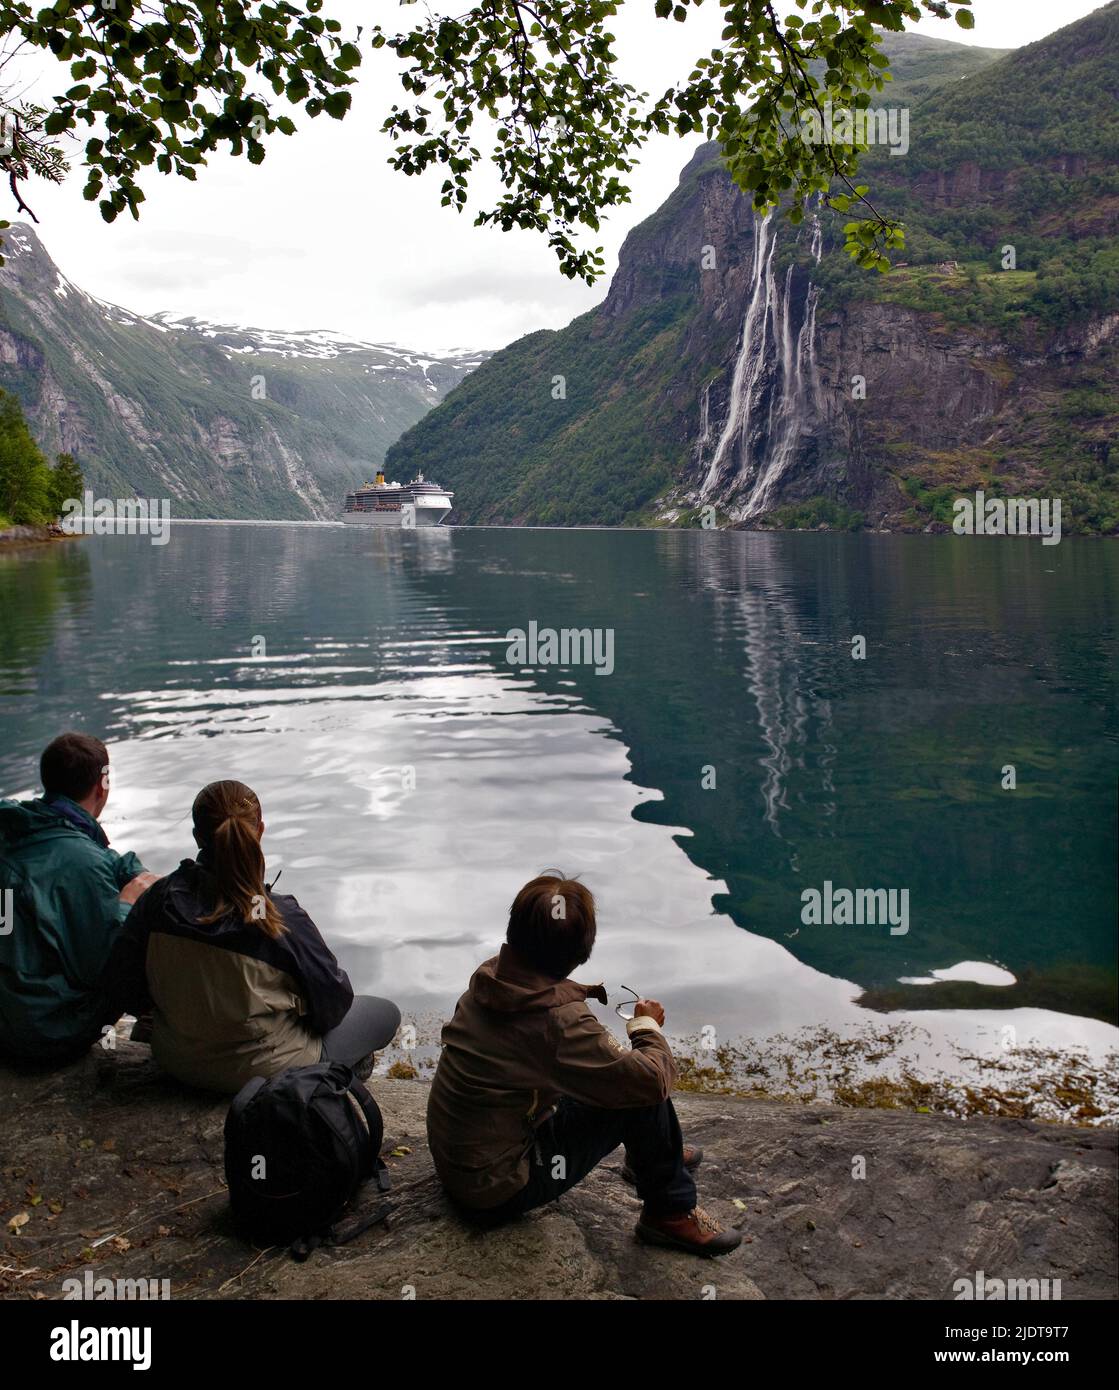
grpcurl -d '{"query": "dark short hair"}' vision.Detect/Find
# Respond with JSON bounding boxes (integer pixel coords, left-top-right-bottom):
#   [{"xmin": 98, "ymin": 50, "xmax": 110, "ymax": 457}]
[
  {"xmin": 506, "ymin": 872, "xmax": 596, "ymax": 979},
  {"xmin": 40, "ymin": 732, "xmax": 109, "ymax": 801}
]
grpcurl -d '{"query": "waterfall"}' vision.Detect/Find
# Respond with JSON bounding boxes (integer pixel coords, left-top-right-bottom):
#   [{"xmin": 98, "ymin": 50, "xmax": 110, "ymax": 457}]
[
  {"xmin": 697, "ymin": 379, "xmax": 713, "ymax": 451},
  {"xmin": 700, "ymin": 212, "xmax": 779, "ymax": 495},
  {"xmin": 700, "ymin": 209, "xmax": 823, "ymax": 517},
  {"xmin": 749, "ymin": 280, "xmax": 820, "ymax": 517}
]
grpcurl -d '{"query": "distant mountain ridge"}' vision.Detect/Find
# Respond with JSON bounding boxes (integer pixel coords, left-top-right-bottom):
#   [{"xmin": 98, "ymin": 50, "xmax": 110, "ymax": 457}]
[
  {"xmin": 146, "ymin": 312, "xmax": 479, "ymax": 378},
  {"xmin": 385, "ymin": 10, "xmax": 1118, "ymax": 532},
  {"xmin": 0, "ymin": 225, "xmax": 486, "ymax": 519}
]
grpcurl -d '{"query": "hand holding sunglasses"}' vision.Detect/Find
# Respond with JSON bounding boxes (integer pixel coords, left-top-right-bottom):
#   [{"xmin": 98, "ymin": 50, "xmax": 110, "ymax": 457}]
[{"xmin": 614, "ymin": 986, "xmax": 665, "ymax": 1027}]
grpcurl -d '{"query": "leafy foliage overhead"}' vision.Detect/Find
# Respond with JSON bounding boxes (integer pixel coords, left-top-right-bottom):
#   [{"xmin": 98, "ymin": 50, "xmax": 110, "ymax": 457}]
[{"xmin": 0, "ymin": 0, "xmax": 975, "ymax": 277}]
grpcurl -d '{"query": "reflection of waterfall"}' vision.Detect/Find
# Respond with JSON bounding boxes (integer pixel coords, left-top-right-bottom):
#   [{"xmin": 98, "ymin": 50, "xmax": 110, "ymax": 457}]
[
  {"xmin": 701, "ymin": 211, "xmax": 823, "ymax": 518},
  {"xmin": 688, "ymin": 534, "xmax": 836, "ymax": 839}
]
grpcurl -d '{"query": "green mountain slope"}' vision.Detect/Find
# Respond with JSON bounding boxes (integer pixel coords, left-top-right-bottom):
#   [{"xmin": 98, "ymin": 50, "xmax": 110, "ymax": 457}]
[
  {"xmin": 0, "ymin": 227, "xmax": 484, "ymax": 519},
  {"xmin": 386, "ymin": 9, "xmax": 1118, "ymax": 533}
]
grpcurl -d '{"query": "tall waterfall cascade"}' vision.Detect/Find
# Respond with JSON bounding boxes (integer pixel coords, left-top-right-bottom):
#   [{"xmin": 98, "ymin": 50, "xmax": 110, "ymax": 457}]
[{"xmin": 700, "ymin": 211, "xmax": 823, "ymax": 517}]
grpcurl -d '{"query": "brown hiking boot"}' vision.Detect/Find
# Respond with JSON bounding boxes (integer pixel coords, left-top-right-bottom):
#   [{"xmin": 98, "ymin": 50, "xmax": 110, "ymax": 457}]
[
  {"xmin": 621, "ymin": 1144, "xmax": 703, "ymax": 1187},
  {"xmin": 635, "ymin": 1205, "xmax": 742, "ymax": 1257}
]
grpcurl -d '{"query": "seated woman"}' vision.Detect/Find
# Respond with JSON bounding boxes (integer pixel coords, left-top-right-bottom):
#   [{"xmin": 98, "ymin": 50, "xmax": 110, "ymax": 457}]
[{"xmin": 103, "ymin": 780, "xmax": 399, "ymax": 1094}]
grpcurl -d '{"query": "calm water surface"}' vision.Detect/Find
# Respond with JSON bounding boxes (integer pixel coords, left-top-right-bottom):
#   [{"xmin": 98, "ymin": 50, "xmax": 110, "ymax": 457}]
[{"xmin": 1, "ymin": 525, "xmax": 1115, "ymax": 1075}]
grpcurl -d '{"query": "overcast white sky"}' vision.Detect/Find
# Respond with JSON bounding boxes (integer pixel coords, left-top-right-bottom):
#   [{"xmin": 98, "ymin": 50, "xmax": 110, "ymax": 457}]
[{"xmin": 3, "ymin": 1, "xmax": 1103, "ymax": 352}]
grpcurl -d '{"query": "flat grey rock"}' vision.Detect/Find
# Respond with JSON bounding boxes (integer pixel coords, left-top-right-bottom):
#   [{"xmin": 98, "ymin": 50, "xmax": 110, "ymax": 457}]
[{"xmin": 1, "ymin": 1041, "xmax": 1113, "ymax": 1301}]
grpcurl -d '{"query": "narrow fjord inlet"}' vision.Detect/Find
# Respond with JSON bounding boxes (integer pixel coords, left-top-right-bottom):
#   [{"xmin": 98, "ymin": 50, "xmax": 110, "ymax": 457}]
[{"xmin": 0, "ymin": 0, "xmax": 1115, "ymax": 1330}]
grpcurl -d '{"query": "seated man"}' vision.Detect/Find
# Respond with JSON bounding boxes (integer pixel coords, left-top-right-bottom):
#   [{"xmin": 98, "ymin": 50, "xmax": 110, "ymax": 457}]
[
  {"xmin": 426, "ymin": 872, "xmax": 741, "ymax": 1257},
  {"xmin": 0, "ymin": 733, "xmax": 157, "ymax": 1064}
]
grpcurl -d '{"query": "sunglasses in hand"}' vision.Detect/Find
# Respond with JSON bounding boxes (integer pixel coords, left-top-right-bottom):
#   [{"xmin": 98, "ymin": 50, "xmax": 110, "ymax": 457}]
[{"xmin": 614, "ymin": 985, "xmax": 642, "ymax": 1021}]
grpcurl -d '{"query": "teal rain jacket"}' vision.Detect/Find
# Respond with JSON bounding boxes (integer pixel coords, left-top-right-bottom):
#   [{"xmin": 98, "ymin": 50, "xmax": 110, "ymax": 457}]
[{"xmin": 0, "ymin": 796, "xmax": 146, "ymax": 1062}]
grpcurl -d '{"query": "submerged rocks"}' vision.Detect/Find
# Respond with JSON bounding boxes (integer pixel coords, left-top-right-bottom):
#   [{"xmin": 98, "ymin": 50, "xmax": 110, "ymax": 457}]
[{"xmin": 1, "ymin": 1039, "xmax": 1114, "ymax": 1301}]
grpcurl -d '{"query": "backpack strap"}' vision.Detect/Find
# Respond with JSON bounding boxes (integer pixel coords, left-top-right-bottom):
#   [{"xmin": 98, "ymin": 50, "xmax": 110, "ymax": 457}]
[
  {"xmin": 374, "ymin": 1156, "xmax": 391, "ymax": 1194},
  {"xmin": 228, "ymin": 1075, "xmax": 267, "ymax": 1124},
  {"xmin": 342, "ymin": 1077, "xmax": 386, "ymax": 1185}
]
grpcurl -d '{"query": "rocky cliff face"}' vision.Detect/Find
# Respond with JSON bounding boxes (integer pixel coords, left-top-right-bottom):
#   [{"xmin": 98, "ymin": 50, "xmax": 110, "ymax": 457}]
[
  {"xmin": 0, "ymin": 226, "xmax": 485, "ymax": 520},
  {"xmin": 386, "ymin": 9, "xmax": 1118, "ymax": 531},
  {"xmin": 807, "ymin": 304, "xmax": 1118, "ymax": 525},
  {"xmin": 654, "ymin": 151, "xmax": 1117, "ymax": 526}
]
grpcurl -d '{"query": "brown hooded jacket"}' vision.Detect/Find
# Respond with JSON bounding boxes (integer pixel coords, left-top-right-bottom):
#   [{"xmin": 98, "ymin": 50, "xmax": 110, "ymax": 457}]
[{"xmin": 426, "ymin": 943, "xmax": 676, "ymax": 1209}]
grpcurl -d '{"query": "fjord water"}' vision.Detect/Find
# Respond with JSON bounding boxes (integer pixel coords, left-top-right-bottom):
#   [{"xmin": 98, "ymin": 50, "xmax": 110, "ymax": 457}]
[{"xmin": 1, "ymin": 526, "xmax": 1115, "ymax": 1073}]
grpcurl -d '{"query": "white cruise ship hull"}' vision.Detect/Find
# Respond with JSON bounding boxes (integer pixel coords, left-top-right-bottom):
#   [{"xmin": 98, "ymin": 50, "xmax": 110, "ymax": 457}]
[
  {"xmin": 343, "ymin": 472, "xmax": 453, "ymax": 525},
  {"xmin": 342, "ymin": 494, "xmax": 452, "ymax": 526}
]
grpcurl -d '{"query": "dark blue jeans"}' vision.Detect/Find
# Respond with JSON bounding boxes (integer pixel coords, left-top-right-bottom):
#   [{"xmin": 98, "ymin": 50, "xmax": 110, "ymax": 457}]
[{"xmin": 462, "ymin": 1096, "xmax": 697, "ymax": 1226}]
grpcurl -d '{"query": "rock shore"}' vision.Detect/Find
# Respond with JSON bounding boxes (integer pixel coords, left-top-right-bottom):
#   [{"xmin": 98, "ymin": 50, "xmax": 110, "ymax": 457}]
[{"xmin": 2, "ymin": 1041, "xmax": 1114, "ymax": 1301}]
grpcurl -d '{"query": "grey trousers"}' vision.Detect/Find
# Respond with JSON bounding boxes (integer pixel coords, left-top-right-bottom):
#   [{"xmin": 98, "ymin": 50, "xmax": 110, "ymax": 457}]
[{"xmin": 320, "ymin": 995, "xmax": 401, "ymax": 1068}]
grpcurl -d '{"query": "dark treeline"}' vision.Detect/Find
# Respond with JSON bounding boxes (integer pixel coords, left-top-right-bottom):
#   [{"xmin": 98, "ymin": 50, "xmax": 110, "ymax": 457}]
[{"xmin": 0, "ymin": 388, "xmax": 82, "ymax": 528}]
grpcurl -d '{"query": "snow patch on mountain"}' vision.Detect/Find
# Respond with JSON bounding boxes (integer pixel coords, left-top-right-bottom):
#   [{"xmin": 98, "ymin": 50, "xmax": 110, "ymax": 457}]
[{"xmin": 145, "ymin": 313, "xmax": 484, "ymax": 371}]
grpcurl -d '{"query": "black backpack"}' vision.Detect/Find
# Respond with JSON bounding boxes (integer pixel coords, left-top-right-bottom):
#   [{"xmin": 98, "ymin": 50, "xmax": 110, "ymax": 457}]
[{"xmin": 224, "ymin": 1062, "xmax": 392, "ymax": 1260}]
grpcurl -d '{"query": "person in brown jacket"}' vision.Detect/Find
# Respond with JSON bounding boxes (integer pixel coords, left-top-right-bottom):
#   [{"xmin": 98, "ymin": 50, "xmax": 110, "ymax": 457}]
[{"xmin": 427, "ymin": 873, "xmax": 741, "ymax": 1257}]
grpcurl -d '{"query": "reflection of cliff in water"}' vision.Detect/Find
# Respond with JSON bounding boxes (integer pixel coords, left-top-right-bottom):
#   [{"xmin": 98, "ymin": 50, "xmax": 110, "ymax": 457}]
[
  {"xmin": 398, "ymin": 528, "xmax": 1116, "ymax": 1023},
  {"xmin": 0, "ymin": 526, "xmax": 447, "ymax": 792},
  {"xmin": 0, "ymin": 543, "xmax": 93, "ymax": 679},
  {"xmin": 0, "ymin": 543, "xmax": 95, "ymax": 787}
]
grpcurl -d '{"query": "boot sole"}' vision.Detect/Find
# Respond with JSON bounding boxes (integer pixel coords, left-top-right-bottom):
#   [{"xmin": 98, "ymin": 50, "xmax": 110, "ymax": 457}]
[{"xmin": 635, "ymin": 1223, "xmax": 742, "ymax": 1258}]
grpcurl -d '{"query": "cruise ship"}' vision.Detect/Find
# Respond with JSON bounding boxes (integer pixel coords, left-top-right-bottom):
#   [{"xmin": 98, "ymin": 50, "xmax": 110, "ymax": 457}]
[{"xmin": 341, "ymin": 471, "xmax": 454, "ymax": 527}]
